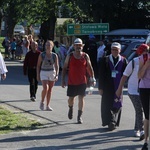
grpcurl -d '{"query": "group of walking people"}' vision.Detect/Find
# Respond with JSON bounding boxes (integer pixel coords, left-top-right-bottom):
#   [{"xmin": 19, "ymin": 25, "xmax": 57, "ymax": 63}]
[
  {"xmin": 1, "ymin": 35, "xmax": 150, "ymax": 150},
  {"xmin": 2, "ymin": 34, "xmax": 40, "ymax": 60},
  {"xmin": 23, "ymin": 37, "xmax": 95, "ymax": 123}
]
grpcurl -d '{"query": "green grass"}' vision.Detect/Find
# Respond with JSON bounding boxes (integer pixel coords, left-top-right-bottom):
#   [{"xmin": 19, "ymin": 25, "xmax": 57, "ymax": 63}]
[
  {"xmin": 0, "ymin": 37, "xmax": 5, "ymax": 53},
  {"xmin": 0, "ymin": 106, "xmax": 42, "ymax": 134}
]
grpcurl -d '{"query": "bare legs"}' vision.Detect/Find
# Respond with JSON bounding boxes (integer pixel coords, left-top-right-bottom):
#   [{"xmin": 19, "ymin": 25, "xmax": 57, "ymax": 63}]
[
  {"xmin": 40, "ymin": 80, "xmax": 55, "ymax": 110},
  {"xmin": 144, "ymin": 119, "xmax": 149, "ymax": 143},
  {"xmin": 68, "ymin": 95, "xmax": 85, "ymax": 111}
]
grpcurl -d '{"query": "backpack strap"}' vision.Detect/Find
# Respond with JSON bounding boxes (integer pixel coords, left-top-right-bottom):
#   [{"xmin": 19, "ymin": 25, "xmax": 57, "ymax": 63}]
[
  {"xmin": 41, "ymin": 51, "xmax": 46, "ymax": 60},
  {"xmin": 41, "ymin": 51, "xmax": 56, "ymax": 63},
  {"xmin": 67, "ymin": 52, "xmax": 88, "ymax": 71},
  {"xmin": 132, "ymin": 59, "xmax": 134, "ymax": 70},
  {"xmin": 68, "ymin": 52, "xmax": 73, "ymax": 64},
  {"xmin": 52, "ymin": 52, "xmax": 56, "ymax": 63},
  {"xmin": 129, "ymin": 59, "xmax": 134, "ymax": 76}
]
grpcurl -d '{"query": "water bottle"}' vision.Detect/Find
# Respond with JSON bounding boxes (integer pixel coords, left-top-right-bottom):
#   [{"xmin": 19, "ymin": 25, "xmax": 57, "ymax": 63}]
[{"xmin": 88, "ymin": 86, "xmax": 94, "ymax": 95}]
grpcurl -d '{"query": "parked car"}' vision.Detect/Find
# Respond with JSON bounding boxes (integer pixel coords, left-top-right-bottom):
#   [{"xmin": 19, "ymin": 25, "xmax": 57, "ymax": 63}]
[
  {"xmin": 33, "ymin": 26, "xmax": 40, "ymax": 36},
  {"xmin": 145, "ymin": 33, "xmax": 150, "ymax": 44},
  {"xmin": 104, "ymin": 29, "xmax": 150, "ymax": 40},
  {"xmin": 111, "ymin": 38, "xmax": 144, "ymax": 61},
  {"xmin": 120, "ymin": 40, "xmax": 145, "ymax": 59},
  {"xmin": 14, "ymin": 25, "xmax": 25, "ymax": 36},
  {"xmin": 127, "ymin": 35, "xmax": 150, "ymax": 61},
  {"xmin": 104, "ymin": 29, "xmax": 150, "ymax": 61}
]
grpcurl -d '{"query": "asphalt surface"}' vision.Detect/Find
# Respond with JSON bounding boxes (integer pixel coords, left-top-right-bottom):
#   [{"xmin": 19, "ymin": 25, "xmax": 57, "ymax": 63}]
[{"xmin": 0, "ymin": 59, "xmax": 148, "ymax": 150}]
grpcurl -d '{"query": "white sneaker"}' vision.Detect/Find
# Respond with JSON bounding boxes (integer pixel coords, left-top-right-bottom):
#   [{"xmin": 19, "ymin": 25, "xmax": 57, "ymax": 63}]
[
  {"xmin": 30, "ymin": 97, "xmax": 36, "ymax": 102},
  {"xmin": 140, "ymin": 130, "xmax": 145, "ymax": 141},
  {"xmin": 40, "ymin": 102, "xmax": 44, "ymax": 110},
  {"xmin": 134, "ymin": 130, "xmax": 140, "ymax": 137},
  {"xmin": 46, "ymin": 106, "xmax": 53, "ymax": 111}
]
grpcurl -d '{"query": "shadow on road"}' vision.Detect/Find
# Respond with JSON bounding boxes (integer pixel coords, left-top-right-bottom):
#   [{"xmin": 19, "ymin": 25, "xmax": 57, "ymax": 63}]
[{"xmin": 0, "ymin": 128, "xmax": 141, "ymax": 150}]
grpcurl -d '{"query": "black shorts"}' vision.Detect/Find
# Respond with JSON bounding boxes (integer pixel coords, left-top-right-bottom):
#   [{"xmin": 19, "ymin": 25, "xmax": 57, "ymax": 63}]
[{"xmin": 67, "ymin": 84, "xmax": 86, "ymax": 97}]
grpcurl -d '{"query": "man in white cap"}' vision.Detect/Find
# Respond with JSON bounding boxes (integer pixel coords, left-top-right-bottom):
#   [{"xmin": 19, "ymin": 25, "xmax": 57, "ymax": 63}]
[
  {"xmin": 98, "ymin": 42, "xmax": 128, "ymax": 131},
  {"xmin": 61, "ymin": 38, "xmax": 96, "ymax": 124}
]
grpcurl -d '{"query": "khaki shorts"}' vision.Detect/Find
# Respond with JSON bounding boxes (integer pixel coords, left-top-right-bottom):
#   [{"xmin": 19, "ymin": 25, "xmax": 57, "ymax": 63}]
[{"xmin": 40, "ymin": 70, "xmax": 56, "ymax": 81}]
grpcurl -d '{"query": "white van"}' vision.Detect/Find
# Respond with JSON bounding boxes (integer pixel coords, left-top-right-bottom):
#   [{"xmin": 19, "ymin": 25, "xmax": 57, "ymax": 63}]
[
  {"xmin": 14, "ymin": 25, "xmax": 25, "ymax": 36},
  {"xmin": 104, "ymin": 29, "xmax": 150, "ymax": 41}
]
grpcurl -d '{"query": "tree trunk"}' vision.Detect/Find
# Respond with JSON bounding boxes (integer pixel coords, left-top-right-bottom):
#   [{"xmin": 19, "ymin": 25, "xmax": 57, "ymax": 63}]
[
  {"xmin": 5, "ymin": 2, "xmax": 17, "ymax": 38},
  {"xmin": 0, "ymin": 11, "xmax": 3, "ymax": 35},
  {"xmin": 40, "ymin": 14, "xmax": 56, "ymax": 42}
]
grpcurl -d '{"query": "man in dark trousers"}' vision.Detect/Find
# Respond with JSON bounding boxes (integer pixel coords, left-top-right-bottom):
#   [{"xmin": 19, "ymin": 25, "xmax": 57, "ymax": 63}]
[
  {"xmin": 98, "ymin": 42, "xmax": 128, "ymax": 131},
  {"xmin": 83, "ymin": 34, "xmax": 98, "ymax": 78},
  {"xmin": 23, "ymin": 41, "xmax": 41, "ymax": 101}
]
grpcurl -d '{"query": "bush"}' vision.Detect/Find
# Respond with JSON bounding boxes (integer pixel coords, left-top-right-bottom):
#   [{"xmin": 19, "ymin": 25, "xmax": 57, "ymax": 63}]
[{"xmin": 0, "ymin": 37, "xmax": 5, "ymax": 53}]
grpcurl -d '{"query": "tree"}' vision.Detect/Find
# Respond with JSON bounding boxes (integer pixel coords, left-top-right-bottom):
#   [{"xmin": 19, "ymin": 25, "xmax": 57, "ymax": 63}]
[
  {"xmin": 63, "ymin": 0, "xmax": 150, "ymax": 29},
  {"xmin": 0, "ymin": 0, "xmax": 149, "ymax": 39},
  {"xmin": 56, "ymin": 19, "xmax": 74, "ymax": 36},
  {"xmin": 0, "ymin": 0, "xmax": 63, "ymax": 40},
  {"xmin": 0, "ymin": 0, "xmax": 37, "ymax": 37}
]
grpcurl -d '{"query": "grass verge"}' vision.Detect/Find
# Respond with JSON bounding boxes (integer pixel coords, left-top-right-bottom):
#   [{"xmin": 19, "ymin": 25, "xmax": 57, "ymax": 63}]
[
  {"xmin": 0, "ymin": 106, "xmax": 42, "ymax": 134},
  {"xmin": 0, "ymin": 37, "xmax": 5, "ymax": 53}
]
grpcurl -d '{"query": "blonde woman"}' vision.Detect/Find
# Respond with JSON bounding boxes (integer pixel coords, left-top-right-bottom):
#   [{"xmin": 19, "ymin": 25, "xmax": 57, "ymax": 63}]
[{"xmin": 37, "ymin": 40, "xmax": 59, "ymax": 111}]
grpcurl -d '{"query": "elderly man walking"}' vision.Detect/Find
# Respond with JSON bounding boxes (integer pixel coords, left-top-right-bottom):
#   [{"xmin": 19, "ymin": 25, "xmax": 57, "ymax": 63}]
[{"xmin": 98, "ymin": 42, "xmax": 128, "ymax": 131}]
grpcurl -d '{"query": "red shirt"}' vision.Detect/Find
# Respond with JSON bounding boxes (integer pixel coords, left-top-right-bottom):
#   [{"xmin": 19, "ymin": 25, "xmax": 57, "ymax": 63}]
[
  {"xmin": 68, "ymin": 54, "xmax": 87, "ymax": 85},
  {"xmin": 23, "ymin": 50, "xmax": 41, "ymax": 75}
]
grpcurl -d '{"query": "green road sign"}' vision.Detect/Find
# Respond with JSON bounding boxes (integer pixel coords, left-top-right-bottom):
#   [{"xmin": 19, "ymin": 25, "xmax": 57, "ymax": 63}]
[{"xmin": 67, "ymin": 23, "xmax": 109, "ymax": 35}]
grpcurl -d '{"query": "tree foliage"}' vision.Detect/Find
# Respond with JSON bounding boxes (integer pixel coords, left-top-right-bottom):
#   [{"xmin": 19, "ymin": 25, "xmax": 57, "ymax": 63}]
[
  {"xmin": 0, "ymin": 0, "xmax": 149, "ymax": 39},
  {"xmin": 63, "ymin": 0, "xmax": 150, "ymax": 30}
]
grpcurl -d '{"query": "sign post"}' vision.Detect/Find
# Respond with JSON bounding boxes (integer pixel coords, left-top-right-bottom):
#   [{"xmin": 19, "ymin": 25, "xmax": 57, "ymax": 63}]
[{"xmin": 67, "ymin": 23, "xmax": 109, "ymax": 35}]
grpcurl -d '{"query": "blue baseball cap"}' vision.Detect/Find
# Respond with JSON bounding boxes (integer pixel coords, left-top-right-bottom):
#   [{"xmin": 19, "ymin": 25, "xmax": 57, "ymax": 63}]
[{"xmin": 89, "ymin": 34, "xmax": 95, "ymax": 39}]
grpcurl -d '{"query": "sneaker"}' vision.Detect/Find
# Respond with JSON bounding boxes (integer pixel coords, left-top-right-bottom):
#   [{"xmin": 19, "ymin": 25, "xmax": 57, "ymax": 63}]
[
  {"xmin": 39, "ymin": 102, "xmax": 44, "ymax": 110},
  {"xmin": 108, "ymin": 122, "xmax": 116, "ymax": 131},
  {"xmin": 140, "ymin": 131, "xmax": 145, "ymax": 141},
  {"xmin": 30, "ymin": 97, "xmax": 36, "ymax": 102},
  {"xmin": 68, "ymin": 106, "xmax": 73, "ymax": 119},
  {"xmin": 46, "ymin": 106, "xmax": 53, "ymax": 111},
  {"xmin": 134, "ymin": 130, "xmax": 140, "ymax": 137},
  {"xmin": 141, "ymin": 142, "xmax": 148, "ymax": 150}
]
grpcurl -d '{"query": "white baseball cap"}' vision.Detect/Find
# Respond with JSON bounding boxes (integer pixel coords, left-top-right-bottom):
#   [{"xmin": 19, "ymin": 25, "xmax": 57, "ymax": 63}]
[
  {"xmin": 74, "ymin": 38, "xmax": 83, "ymax": 45},
  {"xmin": 111, "ymin": 42, "xmax": 121, "ymax": 49}
]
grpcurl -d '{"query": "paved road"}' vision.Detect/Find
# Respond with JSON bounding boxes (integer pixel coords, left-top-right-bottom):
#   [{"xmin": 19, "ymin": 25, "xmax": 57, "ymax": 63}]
[{"xmin": 0, "ymin": 60, "xmax": 146, "ymax": 150}]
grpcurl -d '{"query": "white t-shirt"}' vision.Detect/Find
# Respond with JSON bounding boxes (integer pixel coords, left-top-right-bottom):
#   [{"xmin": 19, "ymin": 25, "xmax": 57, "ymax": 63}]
[
  {"xmin": 0, "ymin": 53, "xmax": 8, "ymax": 80},
  {"xmin": 97, "ymin": 44, "xmax": 105, "ymax": 61},
  {"xmin": 123, "ymin": 57, "xmax": 139, "ymax": 95}
]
